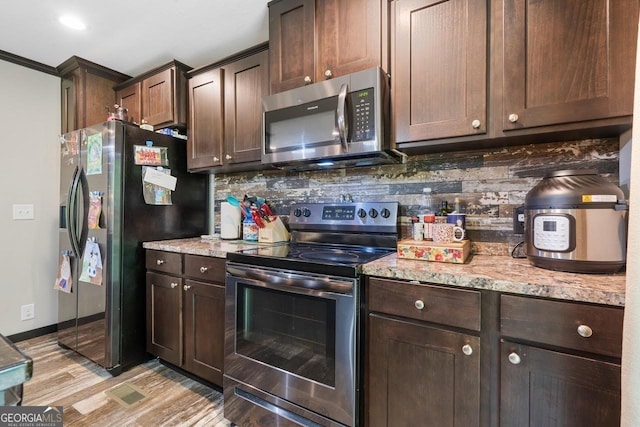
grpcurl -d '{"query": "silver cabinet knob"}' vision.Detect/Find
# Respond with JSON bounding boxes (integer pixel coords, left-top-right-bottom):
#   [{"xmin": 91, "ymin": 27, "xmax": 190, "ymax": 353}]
[
  {"xmin": 213, "ymin": 156, "xmax": 219, "ymax": 162},
  {"xmin": 508, "ymin": 352, "xmax": 521, "ymax": 365},
  {"xmin": 471, "ymin": 119, "xmax": 481, "ymax": 129},
  {"xmin": 324, "ymin": 69, "xmax": 333, "ymax": 79},
  {"xmin": 170, "ymin": 282, "xmax": 178, "ymax": 289},
  {"xmin": 225, "ymin": 154, "xmax": 232, "ymax": 160},
  {"xmin": 200, "ymin": 266, "xmax": 208, "ymax": 273},
  {"xmin": 577, "ymin": 324, "xmax": 593, "ymax": 338},
  {"xmin": 508, "ymin": 113, "xmax": 519, "ymax": 123},
  {"xmin": 156, "ymin": 259, "xmax": 165, "ymax": 265},
  {"xmin": 414, "ymin": 300, "xmax": 425, "ymax": 310},
  {"xmin": 303, "ymin": 76, "xmax": 312, "ymax": 84},
  {"xmin": 462, "ymin": 344, "xmax": 473, "ymax": 356},
  {"xmin": 183, "ymin": 285, "xmax": 191, "ymax": 291}
]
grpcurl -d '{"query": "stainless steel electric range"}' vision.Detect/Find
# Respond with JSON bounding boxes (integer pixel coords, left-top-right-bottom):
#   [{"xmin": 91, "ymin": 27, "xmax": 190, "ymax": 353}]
[{"xmin": 224, "ymin": 201, "xmax": 399, "ymax": 427}]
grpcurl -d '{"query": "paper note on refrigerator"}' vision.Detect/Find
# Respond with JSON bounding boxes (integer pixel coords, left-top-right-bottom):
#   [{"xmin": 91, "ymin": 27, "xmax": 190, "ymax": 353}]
[{"xmin": 143, "ymin": 167, "xmax": 177, "ymax": 191}]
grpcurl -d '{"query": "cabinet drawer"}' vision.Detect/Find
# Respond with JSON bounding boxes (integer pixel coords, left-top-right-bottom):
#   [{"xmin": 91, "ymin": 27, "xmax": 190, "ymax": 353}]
[
  {"xmin": 501, "ymin": 295, "xmax": 623, "ymax": 358},
  {"xmin": 184, "ymin": 255, "xmax": 226, "ymax": 283},
  {"xmin": 146, "ymin": 250, "xmax": 182, "ymax": 274},
  {"xmin": 367, "ymin": 277, "xmax": 481, "ymax": 331}
]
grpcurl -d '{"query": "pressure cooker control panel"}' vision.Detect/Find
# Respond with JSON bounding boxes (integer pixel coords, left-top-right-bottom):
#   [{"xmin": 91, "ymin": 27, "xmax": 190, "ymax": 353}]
[{"xmin": 532, "ymin": 214, "xmax": 575, "ymax": 252}]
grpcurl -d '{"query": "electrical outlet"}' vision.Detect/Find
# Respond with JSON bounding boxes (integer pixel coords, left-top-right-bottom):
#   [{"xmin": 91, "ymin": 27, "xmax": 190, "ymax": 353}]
[
  {"xmin": 21, "ymin": 303, "xmax": 35, "ymax": 320},
  {"xmin": 513, "ymin": 206, "xmax": 525, "ymax": 234},
  {"xmin": 13, "ymin": 204, "xmax": 35, "ymax": 220}
]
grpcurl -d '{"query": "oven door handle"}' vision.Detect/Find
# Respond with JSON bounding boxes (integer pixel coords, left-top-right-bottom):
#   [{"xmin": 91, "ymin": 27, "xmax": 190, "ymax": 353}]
[{"xmin": 227, "ymin": 265, "xmax": 354, "ymax": 295}]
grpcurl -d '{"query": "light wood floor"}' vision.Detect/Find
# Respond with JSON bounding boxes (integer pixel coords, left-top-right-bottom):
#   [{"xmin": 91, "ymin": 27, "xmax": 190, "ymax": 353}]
[{"xmin": 16, "ymin": 333, "xmax": 232, "ymax": 426}]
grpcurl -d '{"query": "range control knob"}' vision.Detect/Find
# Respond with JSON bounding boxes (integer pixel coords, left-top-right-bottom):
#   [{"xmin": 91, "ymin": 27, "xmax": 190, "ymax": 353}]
[
  {"xmin": 357, "ymin": 208, "xmax": 367, "ymax": 218},
  {"xmin": 293, "ymin": 208, "xmax": 302, "ymax": 217},
  {"xmin": 381, "ymin": 208, "xmax": 391, "ymax": 218},
  {"xmin": 368, "ymin": 208, "xmax": 378, "ymax": 218},
  {"xmin": 303, "ymin": 208, "xmax": 312, "ymax": 218}
]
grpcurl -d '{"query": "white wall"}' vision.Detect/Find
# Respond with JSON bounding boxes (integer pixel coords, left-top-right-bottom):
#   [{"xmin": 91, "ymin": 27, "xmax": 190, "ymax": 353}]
[{"xmin": 0, "ymin": 60, "xmax": 60, "ymax": 336}]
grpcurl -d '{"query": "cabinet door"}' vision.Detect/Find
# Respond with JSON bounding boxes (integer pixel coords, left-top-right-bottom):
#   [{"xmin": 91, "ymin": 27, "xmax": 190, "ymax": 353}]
[
  {"xmin": 143, "ymin": 68, "xmax": 175, "ymax": 127},
  {"xmin": 116, "ymin": 82, "xmax": 142, "ymax": 125},
  {"xmin": 269, "ymin": 0, "xmax": 315, "ymax": 93},
  {"xmin": 500, "ymin": 342, "xmax": 621, "ymax": 427},
  {"xmin": 183, "ymin": 279, "xmax": 225, "ymax": 386},
  {"xmin": 187, "ymin": 69, "xmax": 224, "ymax": 170},
  {"xmin": 368, "ymin": 314, "xmax": 480, "ymax": 427},
  {"xmin": 394, "ymin": 0, "xmax": 487, "ymax": 143},
  {"xmin": 501, "ymin": 0, "xmax": 638, "ymax": 131},
  {"xmin": 146, "ymin": 272, "xmax": 182, "ymax": 366},
  {"xmin": 316, "ymin": 0, "xmax": 385, "ymax": 81},
  {"xmin": 224, "ymin": 50, "xmax": 269, "ymax": 165}
]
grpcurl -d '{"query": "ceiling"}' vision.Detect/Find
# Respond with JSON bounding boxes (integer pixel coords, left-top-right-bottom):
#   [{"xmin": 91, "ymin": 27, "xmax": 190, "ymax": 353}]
[{"xmin": 0, "ymin": 0, "xmax": 270, "ymax": 77}]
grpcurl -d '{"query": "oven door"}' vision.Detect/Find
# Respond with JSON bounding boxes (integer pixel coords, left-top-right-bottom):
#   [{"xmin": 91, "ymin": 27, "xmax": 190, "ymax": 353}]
[{"xmin": 225, "ymin": 262, "xmax": 358, "ymax": 426}]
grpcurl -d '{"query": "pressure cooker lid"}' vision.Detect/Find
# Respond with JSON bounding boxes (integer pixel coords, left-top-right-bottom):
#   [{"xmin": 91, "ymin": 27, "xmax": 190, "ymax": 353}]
[{"xmin": 525, "ymin": 169, "xmax": 624, "ymax": 208}]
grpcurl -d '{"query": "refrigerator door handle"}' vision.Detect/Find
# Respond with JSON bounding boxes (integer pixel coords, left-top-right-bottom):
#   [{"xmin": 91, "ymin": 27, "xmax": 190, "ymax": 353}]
[
  {"xmin": 76, "ymin": 167, "xmax": 90, "ymax": 258},
  {"xmin": 67, "ymin": 166, "xmax": 81, "ymax": 258}
]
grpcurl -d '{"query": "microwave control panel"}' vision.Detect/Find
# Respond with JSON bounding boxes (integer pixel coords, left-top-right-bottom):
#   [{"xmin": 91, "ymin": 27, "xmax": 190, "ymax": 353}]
[{"xmin": 350, "ymin": 88, "xmax": 375, "ymax": 142}]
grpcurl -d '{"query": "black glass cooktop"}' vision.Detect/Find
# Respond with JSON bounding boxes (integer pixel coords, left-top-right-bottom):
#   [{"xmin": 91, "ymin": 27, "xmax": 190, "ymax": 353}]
[{"xmin": 227, "ymin": 243, "xmax": 395, "ymax": 277}]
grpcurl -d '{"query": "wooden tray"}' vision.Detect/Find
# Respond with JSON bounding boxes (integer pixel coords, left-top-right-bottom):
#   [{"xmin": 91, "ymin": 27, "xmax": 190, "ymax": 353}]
[{"xmin": 397, "ymin": 239, "xmax": 471, "ymax": 263}]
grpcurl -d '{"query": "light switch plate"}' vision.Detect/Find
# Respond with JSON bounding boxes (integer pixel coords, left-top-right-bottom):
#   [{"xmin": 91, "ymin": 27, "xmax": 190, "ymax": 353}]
[{"xmin": 13, "ymin": 204, "xmax": 35, "ymax": 220}]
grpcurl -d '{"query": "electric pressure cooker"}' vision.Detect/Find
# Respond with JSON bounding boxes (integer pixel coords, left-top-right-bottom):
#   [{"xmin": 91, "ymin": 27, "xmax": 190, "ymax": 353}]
[{"xmin": 524, "ymin": 169, "xmax": 628, "ymax": 273}]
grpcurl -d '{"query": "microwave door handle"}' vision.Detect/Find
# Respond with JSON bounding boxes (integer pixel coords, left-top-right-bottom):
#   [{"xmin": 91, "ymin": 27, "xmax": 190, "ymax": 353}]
[{"xmin": 336, "ymin": 83, "xmax": 348, "ymax": 153}]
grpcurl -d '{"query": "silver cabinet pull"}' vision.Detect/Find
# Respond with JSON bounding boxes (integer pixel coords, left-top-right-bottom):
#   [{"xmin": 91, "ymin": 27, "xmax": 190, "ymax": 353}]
[
  {"xmin": 213, "ymin": 156, "xmax": 219, "ymax": 162},
  {"xmin": 303, "ymin": 76, "xmax": 312, "ymax": 84},
  {"xmin": 324, "ymin": 69, "xmax": 333, "ymax": 79},
  {"xmin": 508, "ymin": 113, "xmax": 519, "ymax": 123},
  {"xmin": 471, "ymin": 119, "xmax": 481, "ymax": 129},
  {"xmin": 170, "ymin": 283, "xmax": 178, "ymax": 289},
  {"xmin": 183, "ymin": 285, "xmax": 191, "ymax": 291},
  {"xmin": 225, "ymin": 154, "xmax": 232, "ymax": 160},
  {"xmin": 577, "ymin": 324, "xmax": 593, "ymax": 338},
  {"xmin": 508, "ymin": 352, "xmax": 521, "ymax": 365},
  {"xmin": 200, "ymin": 266, "xmax": 208, "ymax": 273},
  {"xmin": 462, "ymin": 344, "xmax": 473, "ymax": 356},
  {"xmin": 156, "ymin": 259, "xmax": 165, "ymax": 265},
  {"xmin": 414, "ymin": 300, "xmax": 425, "ymax": 310}
]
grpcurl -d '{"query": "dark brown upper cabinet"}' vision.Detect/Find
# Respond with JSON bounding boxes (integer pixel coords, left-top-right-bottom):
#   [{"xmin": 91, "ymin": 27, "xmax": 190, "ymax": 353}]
[
  {"xmin": 499, "ymin": 0, "xmax": 638, "ymax": 133},
  {"xmin": 269, "ymin": 0, "xmax": 389, "ymax": 94},
  {"xmin": 115, "ymin": 82, "xmax": 141, "ymax": 125},
  {"xmin": 395, "ymin": 0, "xmax": 639, "ymax": 153},
  {"xmin": 115, "ymin": 60, "xmax": 191, "ymax": 129},
  {"xmin": 57, "ymin": 56, "xmax": 130, "ymax": 134},
  {"xmin": 187, "ymin": 45, "xmax": 269, "ymax": 172},
  {"xmin": 393, "ymin": 0, "xmax": 488, "ymax": 143},
  {"xmin": 187, "ymin": 68, "xmax": 225, "ymax": 170},
  {"xmin": 224, "ymin": 50, "xmax": 270, "ymax": 165}
]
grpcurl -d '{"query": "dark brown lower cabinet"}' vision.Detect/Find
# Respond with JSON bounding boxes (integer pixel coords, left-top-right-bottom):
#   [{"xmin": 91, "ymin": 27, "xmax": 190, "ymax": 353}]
[
  {"xmin": 146, "ymin": 271, "xmax": 183, "ymax": 366},
  {"xmin": 183, "ymin": 279, "xmax": 225, "ymax": 385},
  {"xmin": 367, "ymin": 314, "xmax": 480, "ymax": 426},
  {"xmin": 146, "ymin": 251, "xmax": 225, "ymax": 386},
  {"xmin": 500, "ymin": 342, "xmax": 621, "ymax": 427}
]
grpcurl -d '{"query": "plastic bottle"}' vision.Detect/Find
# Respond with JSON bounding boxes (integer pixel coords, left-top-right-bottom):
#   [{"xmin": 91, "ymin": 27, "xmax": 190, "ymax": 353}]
[
  {"xmin": 421, "ymin": 188, "xmax": 434, "ymax": 218},
  {"xmin": 420, "ymin": 188, "xmax": 436, "ymax": 239}
]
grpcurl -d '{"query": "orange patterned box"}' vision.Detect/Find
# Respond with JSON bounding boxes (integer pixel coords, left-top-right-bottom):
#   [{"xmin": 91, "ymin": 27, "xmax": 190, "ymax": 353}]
[{"xmin": 397, "ymin": 239, "xmax": 471, "ymax": 263}]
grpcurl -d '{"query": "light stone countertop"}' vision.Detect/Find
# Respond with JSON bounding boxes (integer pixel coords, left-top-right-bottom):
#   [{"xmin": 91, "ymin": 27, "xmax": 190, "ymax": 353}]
[
  {"xmin": 142, "ymin": 237, "xmax": 283, "ymax": 258},
  {"xmin": 143, "ymin": 238, "xmax": 626, "ymax": 307},
  {"xmin": 363, "ymin": 253, "xmax": 626, "ymax": 307}
]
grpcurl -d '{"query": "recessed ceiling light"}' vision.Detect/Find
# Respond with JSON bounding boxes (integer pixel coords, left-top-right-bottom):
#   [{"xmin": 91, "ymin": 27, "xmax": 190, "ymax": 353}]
[{"xmin": 59, "ymin": 15, "xmax": 86, "ymax": 30}]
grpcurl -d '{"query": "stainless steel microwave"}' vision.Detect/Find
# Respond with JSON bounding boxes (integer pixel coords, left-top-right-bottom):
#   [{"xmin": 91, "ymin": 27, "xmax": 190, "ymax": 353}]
[{"xmin": 262, "ymin": 67, "xmax": 404, "ymax": 170}]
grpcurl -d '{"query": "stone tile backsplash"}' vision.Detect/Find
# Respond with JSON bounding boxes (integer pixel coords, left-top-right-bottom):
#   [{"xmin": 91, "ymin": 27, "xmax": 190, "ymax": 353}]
[{"xmin": 214, "ymin": 138, "xmax": 620, "ymax": 256}]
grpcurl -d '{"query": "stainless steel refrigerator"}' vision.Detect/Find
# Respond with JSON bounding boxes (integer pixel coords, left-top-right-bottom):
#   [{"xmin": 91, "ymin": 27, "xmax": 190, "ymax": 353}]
[{"xmin": 57, "ymin": 121, "xmax": 208, "ymax": 375}]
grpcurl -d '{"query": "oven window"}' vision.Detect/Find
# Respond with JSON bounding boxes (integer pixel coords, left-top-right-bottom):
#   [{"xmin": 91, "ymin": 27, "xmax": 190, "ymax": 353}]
[{"xmin": 236, "ymin": 283, "xmax": 336, "ymax": 387}]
